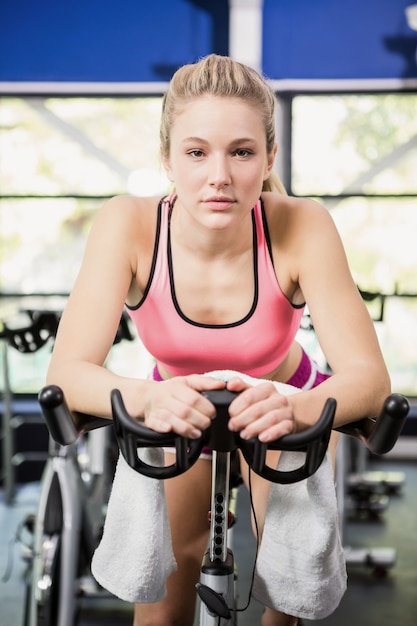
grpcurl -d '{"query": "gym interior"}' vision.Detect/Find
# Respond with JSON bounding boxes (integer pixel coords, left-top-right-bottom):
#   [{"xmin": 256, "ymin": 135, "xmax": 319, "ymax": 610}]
[{"xmin": 1, "ymin": 1, "xmax": 416, "ymax": 625}]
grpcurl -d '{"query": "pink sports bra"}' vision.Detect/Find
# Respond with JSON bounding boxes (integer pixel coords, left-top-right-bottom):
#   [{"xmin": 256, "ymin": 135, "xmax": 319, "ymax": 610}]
[{"xmin": 126, "ymin": 196, "xmax": 304, "ymax": 377}]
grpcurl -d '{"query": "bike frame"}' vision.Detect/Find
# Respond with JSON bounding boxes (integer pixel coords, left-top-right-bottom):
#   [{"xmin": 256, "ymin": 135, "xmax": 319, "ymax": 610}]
[{"xmin": 24, "ymin": 429, "xmax": 111, "ymax": 626}]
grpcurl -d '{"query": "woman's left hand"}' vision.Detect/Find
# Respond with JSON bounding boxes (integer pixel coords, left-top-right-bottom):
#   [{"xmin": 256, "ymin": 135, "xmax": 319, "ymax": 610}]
[{"xmin": 226, "ymin": 377, "xmax": 295, "ymax": 442}]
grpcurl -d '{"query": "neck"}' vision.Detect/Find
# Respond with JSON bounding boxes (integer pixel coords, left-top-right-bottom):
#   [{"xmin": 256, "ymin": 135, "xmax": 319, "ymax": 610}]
[{"xmin": 170, "ymin": 201, "xmax": 254, "ymax": 260}]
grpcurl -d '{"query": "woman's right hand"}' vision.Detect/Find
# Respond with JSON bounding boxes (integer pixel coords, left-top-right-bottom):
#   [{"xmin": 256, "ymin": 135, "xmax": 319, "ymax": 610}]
[{"xmin": 140, "ymin": 375, "xmax": 226, "ymax": 439}]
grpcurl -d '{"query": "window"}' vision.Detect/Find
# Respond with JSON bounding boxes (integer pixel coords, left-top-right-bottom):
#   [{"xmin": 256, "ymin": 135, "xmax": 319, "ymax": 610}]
[
  {"xmin": 0, "ymin": 95, "xmax": 165, "ymax": 391},
  {"xmin": 0, "ymin": 96, "xmax": 167, "ymax": 293},
  {"xmin": 290, "ymin": 92, "xmax": 417, "ymax": 394}
]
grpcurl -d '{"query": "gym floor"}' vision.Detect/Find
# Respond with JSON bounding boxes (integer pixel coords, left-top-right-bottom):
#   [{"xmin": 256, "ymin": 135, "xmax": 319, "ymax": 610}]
[{"xmin": 1, "ymin": 455, "xmax": 416, "ymax": 626}]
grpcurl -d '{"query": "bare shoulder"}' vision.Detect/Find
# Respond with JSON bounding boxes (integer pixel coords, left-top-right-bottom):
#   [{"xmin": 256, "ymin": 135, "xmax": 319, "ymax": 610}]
[
  {"xmin": 93, "ymin": 194, "xmax": 159, "ymax": 232},
  {"xmin": 261, "ymin": 192, "xmax": 337, "ymax": 248},
  {"xmin": 87, "ymin": 194, "xmax": 161, "ymax": 259},
  {"xmin": 262, "ymin": 191, "xmax": 331, "ymax": 224}
]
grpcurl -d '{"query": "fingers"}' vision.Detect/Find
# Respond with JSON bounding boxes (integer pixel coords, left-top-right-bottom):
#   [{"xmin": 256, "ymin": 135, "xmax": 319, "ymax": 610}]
[
  {"xmin": 226, "ymin": 376, "xmax": 251, "ymax": 392},
  {"xmin": 143, "ymin": 376, "xmax": 226, "ymax": 439},
  {"xmin": 227, "ymin": 381, "xmax": 295, "ymax": 442},
  {"xmin": 186, "ymin": 375, "xmax": 227, "ymax": 392},
  {"xmin": 142, "ymin": 375, "xmax": 295, "ymax": 443}
]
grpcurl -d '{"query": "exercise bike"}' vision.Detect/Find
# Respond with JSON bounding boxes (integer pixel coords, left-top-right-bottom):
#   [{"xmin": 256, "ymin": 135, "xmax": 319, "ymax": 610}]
[
  {"xmin": 36, "ymin": 384, "xmax": 409, "ymax": 625},
  {"xmin": 21, "ymin": 313, "xmax": 134, "ymax": 626}
]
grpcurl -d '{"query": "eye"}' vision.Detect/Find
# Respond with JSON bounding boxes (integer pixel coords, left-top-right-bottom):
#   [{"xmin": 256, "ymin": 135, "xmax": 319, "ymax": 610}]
[
  {"xmin": 187, "ymin": 149, "xmax": 205, "ymax": 158},
  {"xmin": 234, "ymin": 148, "xmax": 253, "ymax": 158}
]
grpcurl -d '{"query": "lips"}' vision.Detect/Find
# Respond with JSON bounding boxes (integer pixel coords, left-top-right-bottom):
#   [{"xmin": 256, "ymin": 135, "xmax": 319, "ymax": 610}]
[
  {"xmin": 204, "ymin": 196, "xmax": 235, "ymax": 210},
  {"xmin": 205, "ymin": 195, "xmax": 234, "ymax": 202}
]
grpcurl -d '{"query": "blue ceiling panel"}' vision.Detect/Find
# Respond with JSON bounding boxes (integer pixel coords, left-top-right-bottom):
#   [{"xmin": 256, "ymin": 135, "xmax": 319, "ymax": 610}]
[
  {"xmin": 0, "ymin": 0, "xmax": 228, "ymax": 82},
  {"xmin": 262, "ymin": 0, "xmax": 417, "ymax": 80}
]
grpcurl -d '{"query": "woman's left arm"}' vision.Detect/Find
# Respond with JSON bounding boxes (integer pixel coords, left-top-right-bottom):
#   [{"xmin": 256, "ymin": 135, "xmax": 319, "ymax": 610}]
[{"xmin": 287, "ymin": 198, "xmax": 391, "ymax": 430}]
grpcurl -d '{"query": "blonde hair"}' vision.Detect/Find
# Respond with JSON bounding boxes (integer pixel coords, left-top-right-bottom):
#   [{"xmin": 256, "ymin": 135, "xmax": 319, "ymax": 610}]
[{"xmin": 160, "ymin": 54, "xmax": 286, "ymax": 194}]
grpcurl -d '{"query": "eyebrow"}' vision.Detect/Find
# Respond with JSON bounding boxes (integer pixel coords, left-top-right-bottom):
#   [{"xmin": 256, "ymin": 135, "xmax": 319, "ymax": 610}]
[
  {"xmin": 181, "ymin": 136, "xmax": 208, "ymax": 145},
  {"xmin": 181, "ymin": 137, "xmax": 258, "ymax": 146}
]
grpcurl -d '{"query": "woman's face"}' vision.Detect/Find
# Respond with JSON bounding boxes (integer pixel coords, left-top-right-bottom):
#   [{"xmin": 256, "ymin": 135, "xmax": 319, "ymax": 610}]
[{"xmin": 162, "ymin": 95, "xmax": 276, "ymax": 229}]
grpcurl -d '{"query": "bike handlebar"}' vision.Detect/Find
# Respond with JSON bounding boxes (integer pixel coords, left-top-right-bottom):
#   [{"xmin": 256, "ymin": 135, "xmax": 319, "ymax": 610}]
[
  {"xmin": 38, "ymin": 384, "xmax": 110, "ymax": 446},
  {"xmin": 335, "ymin": 393, "xmax": 409, "ymax": 455},
  {"xmin": 38, "ymin": 385, "xmax": 409, "ymax": 483},
  {"xmin": 111, "ymin": 388, "xmax": 336, "ymax": 482}
]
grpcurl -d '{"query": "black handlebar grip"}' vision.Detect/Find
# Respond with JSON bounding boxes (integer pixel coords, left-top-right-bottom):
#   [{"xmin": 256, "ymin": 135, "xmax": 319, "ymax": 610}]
[
  {"xmin": 239, "ymin": 396, "xmax": 337, "ymax": 483},
  {"xmin": 367, "ymin": 393, "xmax": 409, "ymax": 455},
  {"xmin": 110, "ymin": 388, "xmax": 178, "ymax": 444},
  {"xmin": 110, "ymin": 388, "xmax": 206, "ymax": 478},
  {"xmin": 38, "ymin": 384, "xmax": 111, "ymax": 445},
  {"xmin": 38, "ymin": 384, "xmax": 78, "ymax": 446}
]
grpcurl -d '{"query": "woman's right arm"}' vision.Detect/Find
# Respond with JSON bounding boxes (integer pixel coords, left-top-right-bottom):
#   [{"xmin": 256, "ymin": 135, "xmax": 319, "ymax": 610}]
[
  {"xmin": 46, "ymin": 196, "xmax": 150, "ymax": 418},
  {"xmin": 46, "ymin": 196, "xmax": 225, "ymax": 435}
]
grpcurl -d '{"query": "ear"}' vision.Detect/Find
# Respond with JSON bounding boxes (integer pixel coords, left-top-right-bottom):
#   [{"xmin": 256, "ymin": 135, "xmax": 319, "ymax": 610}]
[
  {"xmin": 264, "ymin": 143, "xmax": 278, "ymax": 180},
  {"xmin": 161, "ymin": 152, "xmax": 174, "ymax": 182}
]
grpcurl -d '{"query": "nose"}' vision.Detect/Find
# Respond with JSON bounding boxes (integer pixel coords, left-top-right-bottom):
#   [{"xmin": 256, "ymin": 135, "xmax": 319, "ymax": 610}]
[{"xmin": 208, "ymin": 154, "xmax": 231, "ymax": 188}]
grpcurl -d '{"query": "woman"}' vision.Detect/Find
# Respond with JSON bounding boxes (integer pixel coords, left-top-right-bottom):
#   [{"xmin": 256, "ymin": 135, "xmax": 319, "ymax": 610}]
[{"xmin": 47, "ymin": 54, "xmax": 390, "ymax": 626}]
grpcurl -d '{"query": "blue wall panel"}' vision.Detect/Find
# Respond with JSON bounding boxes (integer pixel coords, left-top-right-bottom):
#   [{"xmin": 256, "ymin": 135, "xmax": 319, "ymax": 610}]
[
  {"xmin": 0, "ymin": 0, "xmax": 416, "ymax": 82},
  {"xmin": 263, "ymin": 0, "xmax": 417, "ymax": 79},
  {"xmin": 0, "ymin": 0, "xmax": 228, "ymax": 82}
]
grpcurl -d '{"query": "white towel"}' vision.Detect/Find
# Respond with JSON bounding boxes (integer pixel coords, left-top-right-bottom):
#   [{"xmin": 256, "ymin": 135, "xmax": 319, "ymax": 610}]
[
  {"xmin": 251, "ymin": 450, "xmax": 346, "ymax": 619},
  {"xmin": 91, "ymin": 369, "xmax": 346, "ymax": 617},
  {"xmin": 91, "ymin": 447, "xmax": 176, "ymax": 603}
]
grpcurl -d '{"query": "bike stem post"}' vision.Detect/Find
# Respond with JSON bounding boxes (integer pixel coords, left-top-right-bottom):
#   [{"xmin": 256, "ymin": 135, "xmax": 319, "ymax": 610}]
[
  {"xmin": 210, "ymin": 451, "xmax": 231, "ymax": 563},
  {"xmin": 197, "ymin": 450, "xmax": 235, "ymax": 624}
]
